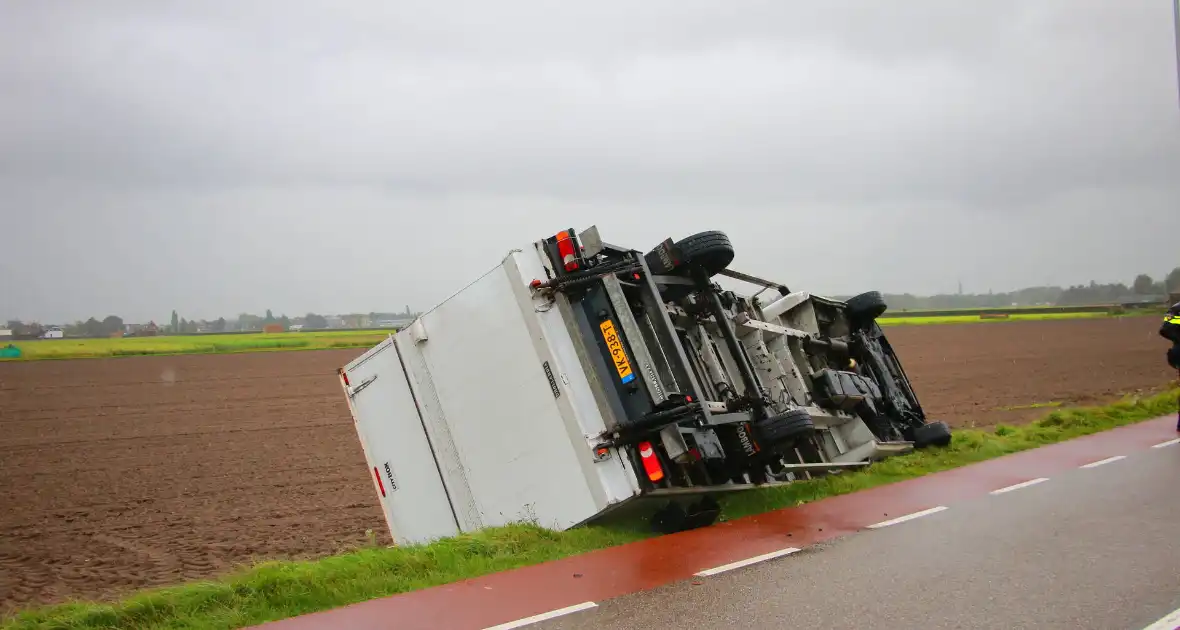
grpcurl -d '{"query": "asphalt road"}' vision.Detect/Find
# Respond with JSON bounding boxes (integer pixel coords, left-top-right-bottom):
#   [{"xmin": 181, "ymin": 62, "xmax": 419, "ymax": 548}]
[{"xmin": 533, "ymin": 443, "xmax": 1180, "ymax": 630}]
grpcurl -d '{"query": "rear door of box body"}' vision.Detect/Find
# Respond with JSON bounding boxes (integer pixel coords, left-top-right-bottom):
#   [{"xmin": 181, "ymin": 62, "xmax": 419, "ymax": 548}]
[
  {"xmin": 395, "ymin": 252, "xmax": 640, "ymax": 533},
  {"xmin": 341, "ymin": 336, "xmax": 460, "ymax": 545}
]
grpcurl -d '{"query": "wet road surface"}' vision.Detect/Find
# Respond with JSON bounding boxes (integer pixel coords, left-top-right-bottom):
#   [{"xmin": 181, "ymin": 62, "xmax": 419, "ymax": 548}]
[{"xmin": 534, "ymin": 441, "xmax": 1180, "ymax": 630}]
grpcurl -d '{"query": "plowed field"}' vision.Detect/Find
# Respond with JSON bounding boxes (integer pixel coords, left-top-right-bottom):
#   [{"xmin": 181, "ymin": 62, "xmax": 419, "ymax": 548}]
[{"xmin": 0, "ymin": 317, "xmax": 1173, "ymax": 611}]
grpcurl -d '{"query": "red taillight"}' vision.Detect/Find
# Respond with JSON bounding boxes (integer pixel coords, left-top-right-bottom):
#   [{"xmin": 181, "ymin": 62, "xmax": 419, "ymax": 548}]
[
  {"xmin": 342, "ymin": 371, "xmax": 351, "ymax": 387},
  {"xmin": 556, "ymin": 230, "xmax": 579, "ymax": 272},
  {"xmin": 373, "ymin": 466, "xmax": 386, "ymax": 497},
  {"xmin": 638, "ymin": 441, "xmax": 664, "ymax": 482}
]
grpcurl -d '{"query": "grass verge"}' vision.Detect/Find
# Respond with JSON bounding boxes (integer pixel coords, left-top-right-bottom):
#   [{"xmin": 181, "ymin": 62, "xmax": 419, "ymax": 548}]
[
  {"xmin": 0, "ymin": 331, "xmax": 395, "ymax": 361},
  {"xmin": 5, "ymin": 388, "xmax": 1178, "ymax": 630},
  {"xmin": 880, "ymin": 312, "xmax": 1123, "ymax": 326}
]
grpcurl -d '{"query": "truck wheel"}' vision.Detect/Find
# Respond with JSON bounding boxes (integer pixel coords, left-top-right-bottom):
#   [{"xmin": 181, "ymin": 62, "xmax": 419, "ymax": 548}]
[
  {"xmin": 673, "ymin": 231, "xmax": 735, "ymax": 278},
  {"xmin": 912, "ymin": 420, "xmax": 952, "ymax": 449},
  {"xmin": 846, "ymin": 291, "xmax": 888, "ymax": 322},
  {"xmin": 754, "ymin": 408, "xmax": 815, "ymax": 446},
  {"xmin": 651, "ymin": 502, "xmax": 688, "ymax": 534},
  {"xmin": 682, "ymin": 496, "xmax": 721, "ymax": 530}
]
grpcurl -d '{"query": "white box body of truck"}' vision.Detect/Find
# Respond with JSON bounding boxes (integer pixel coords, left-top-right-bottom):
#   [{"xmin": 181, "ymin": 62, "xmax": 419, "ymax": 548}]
[{"xmin": 340, "ymin": 250, "xmax": 642, "ymax": 546}]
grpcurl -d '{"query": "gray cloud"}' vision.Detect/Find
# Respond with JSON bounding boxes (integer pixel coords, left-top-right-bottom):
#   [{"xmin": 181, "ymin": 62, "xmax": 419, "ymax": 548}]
[{"xmin": 1, "ymin": 0, "xmax": 1178, "ymax": 323}]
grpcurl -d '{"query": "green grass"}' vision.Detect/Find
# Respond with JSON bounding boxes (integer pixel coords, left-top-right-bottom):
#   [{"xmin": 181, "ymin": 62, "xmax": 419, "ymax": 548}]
[
  {"xmin": 0, "ymin": 330, "xmax": 395, "ymax": 361},
  {"xmin": 5, "ymin": 387, "xmax": 1177, "ymax": 630},
  {"xmin": 995, "ymin": 401, "xmax": 1063, "ymax": 412},
  {"xmin": 880, "ymin": 312, "xmax": 1122, "ymax": 326},
  {"xmin": 877, "ymin": 304, "xmax": 1121, "ymax": 317}
]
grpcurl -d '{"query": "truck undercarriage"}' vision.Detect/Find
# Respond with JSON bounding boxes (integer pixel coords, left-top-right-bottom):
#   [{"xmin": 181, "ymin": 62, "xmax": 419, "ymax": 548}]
[{"xmin": 530, "ymin": 227, "xmax": 952, "ymax": 532}]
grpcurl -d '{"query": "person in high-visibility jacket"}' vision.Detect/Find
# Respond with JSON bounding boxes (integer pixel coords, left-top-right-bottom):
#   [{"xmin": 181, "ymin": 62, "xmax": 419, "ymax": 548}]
[
  {"xmin": 1163, "ymin": 301, "xmax": 1180, "ymax": 364},
  {"xmin": 1161, "ymin": 301, "xmax": 1180, "ymax": 431}
]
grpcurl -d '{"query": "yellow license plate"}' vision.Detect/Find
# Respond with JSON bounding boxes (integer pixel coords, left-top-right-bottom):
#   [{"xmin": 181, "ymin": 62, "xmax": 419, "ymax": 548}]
[{"xmin": 599, "ymin": 320, "xmax": 636, "ymax": 384}]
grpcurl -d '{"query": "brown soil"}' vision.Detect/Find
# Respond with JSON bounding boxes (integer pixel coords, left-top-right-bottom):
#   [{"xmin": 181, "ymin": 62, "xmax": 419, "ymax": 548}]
[
  {"xmin": 0, "ymin": 350, "xmax": 381, "ymax": 614},
  {"xmin": 0, "ymin": 317, "xmax": 1174, "ymax": 611},
  {"xmin": 884, "ymin": 317, "xmax": 1175, "ymax": 428}
]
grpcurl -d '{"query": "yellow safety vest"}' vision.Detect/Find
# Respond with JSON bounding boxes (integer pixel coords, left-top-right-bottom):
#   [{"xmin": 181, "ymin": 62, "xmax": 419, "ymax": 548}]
[{"xmin": 1165, "ymin": 315, "xmax": 1180, "ymax": 325}]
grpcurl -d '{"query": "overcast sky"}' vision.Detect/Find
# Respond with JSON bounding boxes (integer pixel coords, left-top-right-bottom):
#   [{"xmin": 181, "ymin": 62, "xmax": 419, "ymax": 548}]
[{"xmin": 2, "ymin": 1, "xmax": 1178, "ymax": 323}]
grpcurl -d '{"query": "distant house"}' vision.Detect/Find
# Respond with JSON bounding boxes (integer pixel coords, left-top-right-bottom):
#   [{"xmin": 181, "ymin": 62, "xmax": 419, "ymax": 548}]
[
  {"xmin": 125, "ymin": 322, "xmax": 160, "ymax": 337},
  {"xmin": 375, "ymin": 318, "xmax": 415, "ymax": 329},
  {"xmin": 0, "ymin": 329, "xmax": 12, "ymax": 339}
]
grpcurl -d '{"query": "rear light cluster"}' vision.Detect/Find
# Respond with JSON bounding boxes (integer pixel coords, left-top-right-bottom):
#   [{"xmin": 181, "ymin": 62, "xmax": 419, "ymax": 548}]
[
  {"xmin": 556, "ymin": 230, "xmax": 580, "ymax": 272},
  {"xmin": 638, "ymin": 441, "xmax": 664, "ymax": 482}
]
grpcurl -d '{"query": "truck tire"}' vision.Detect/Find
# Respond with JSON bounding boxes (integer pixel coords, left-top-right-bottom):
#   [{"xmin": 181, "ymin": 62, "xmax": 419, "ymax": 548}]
[
  {"xmin": 673, "ymin": 231, "xmax": 735, "ymax": 278},
  {"xmin": 682, "ymin": 496, "xmax": 721, "ymax": 530},
  {"xmin": 754, "ymin": 408, "xmax": 815, "ymax": 446},
  {"xmin": 912, "ymin": 420, "xmax": 952, "ymax": 449},
  {"xmin": 846, "ymin": 291, "xmax": 888, "ymax": 322},
  {"xmin": 650, "ymin": 502, "xmax": 687, "ymax": 534}
]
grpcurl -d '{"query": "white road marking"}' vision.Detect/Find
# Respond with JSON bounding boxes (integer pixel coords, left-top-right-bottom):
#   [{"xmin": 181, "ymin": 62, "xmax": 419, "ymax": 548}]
[
  {"xmin": 1151, "ymin": 438, "xmax": 1180, "ymax": 449},
  {"xmin": 694, "ymin": 547, "xmax": 802, "ymax": 577},
  {"xmin": 1080, "ymin": 455, "xmax": 1126, "ymax": 469},
  {"xmin": 1139, "ymin": 605, "xmax": 1180, "ymax": 630},
  {"xmin": 866, "ymin": 506, "xmax": 948, "ymax": 529},
  {"xmin": 989, "ymin": 477, "xmax": 1050, "ymax": 495},
  {"xmin": 482, "ymin": 602, "xmax": 598, "ymax": 629}
]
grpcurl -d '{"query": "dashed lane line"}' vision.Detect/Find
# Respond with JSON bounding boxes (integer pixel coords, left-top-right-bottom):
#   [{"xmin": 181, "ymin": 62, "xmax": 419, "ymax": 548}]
[
  {"xmin": 1139, "ymin": 605, "xmax": 1180, "ymax": 630},
  {"xmin": 694, "ymin": 547, "xmax": 802, "ymax": 577},
  {"xmin": 1080, "ymin": 455, "xmax": 1126, "ymax": 469},
  {"xmin": 482, "ymin": 602, "xmax": 599, "ymax": 630},
  {"xmin": 989, "ymin": 478, "xmax": 1050, "ymax": 495},
  {"xmin": 866, "ymin": 506, "xmax": 949, "ymax": 529}
]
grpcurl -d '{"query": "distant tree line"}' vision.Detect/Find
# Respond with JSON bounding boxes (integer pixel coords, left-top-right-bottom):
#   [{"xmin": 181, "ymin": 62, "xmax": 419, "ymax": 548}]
[
  {"xmin": 6, "ymin": 305, "xmax": 420, "ymax": 339},
  {"xmin": 4, "ymin": 316, "xmax": 127, "ymax": 339},
  {"xmin": 15, "ymin": 272, "xmax": 1175, "ymax": 341},
  {"xmin": 5, "ymin": 320, "xmax": 49, "ymax": 340},
  {"xmin": 836, "ymin": 267, "xmax": 1180, "ymax": 312}
]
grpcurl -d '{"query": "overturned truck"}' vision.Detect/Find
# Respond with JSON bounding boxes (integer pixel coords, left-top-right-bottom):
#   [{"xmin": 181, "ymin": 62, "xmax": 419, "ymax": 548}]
[{"xmin": 339, "ymin": 227, "xmax": 951, "ymax": 545}]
